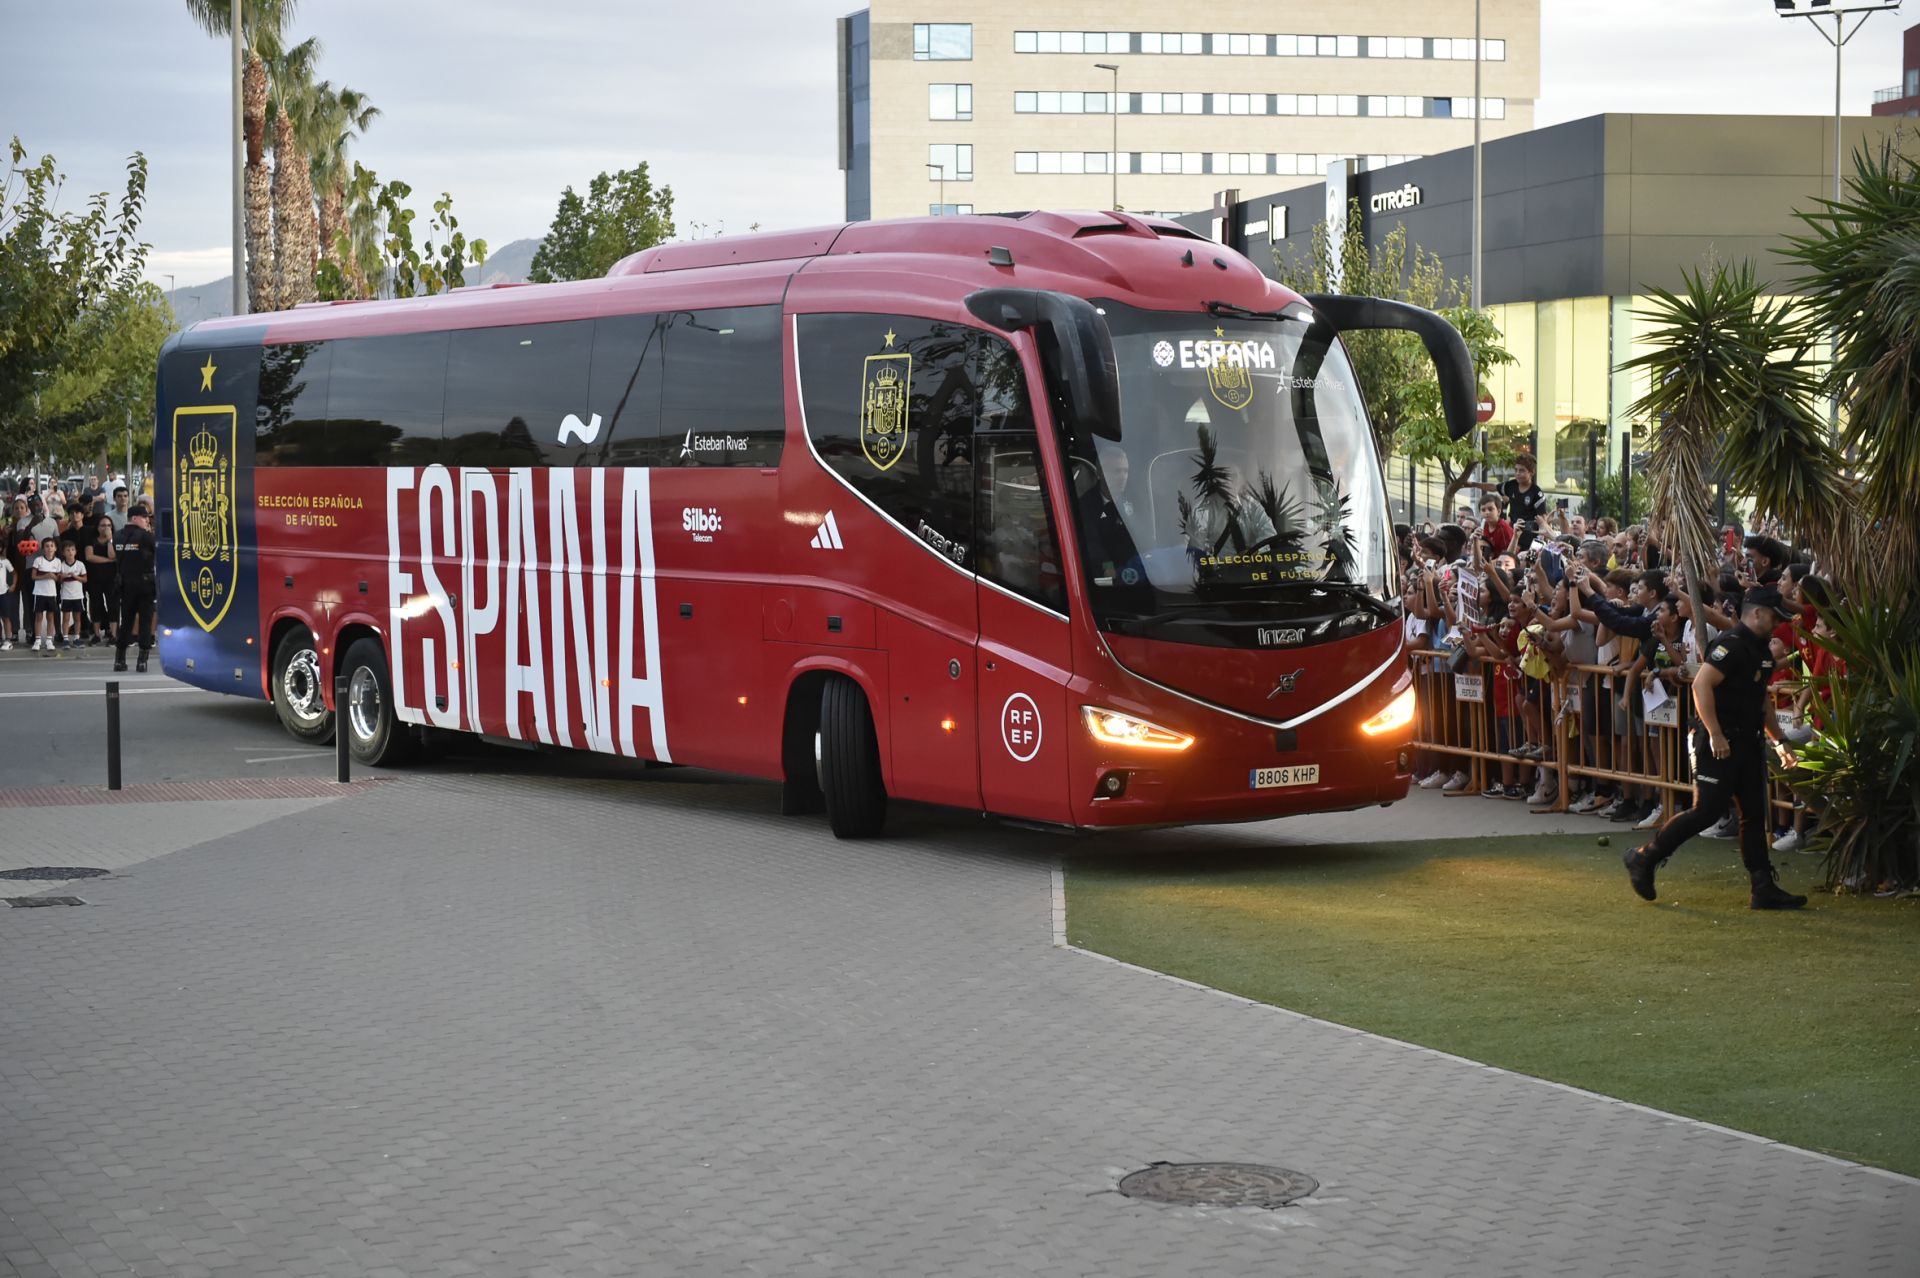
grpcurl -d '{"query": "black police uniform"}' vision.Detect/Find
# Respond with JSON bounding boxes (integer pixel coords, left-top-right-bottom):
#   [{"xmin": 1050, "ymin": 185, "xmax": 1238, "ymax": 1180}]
[
  {"xmin": 1641, "ymin": 624, "xmax": 1776, "ymax": 875},
  {"xmin": 113, "ymin": 520, "xmax": 157, "ymax": 668}
]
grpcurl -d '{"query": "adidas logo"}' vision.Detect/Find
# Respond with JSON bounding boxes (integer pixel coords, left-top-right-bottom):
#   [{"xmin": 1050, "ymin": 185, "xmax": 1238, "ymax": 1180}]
[{"xmin": 809, "ymin": 510, "xmax": 845, "ymax": 551}]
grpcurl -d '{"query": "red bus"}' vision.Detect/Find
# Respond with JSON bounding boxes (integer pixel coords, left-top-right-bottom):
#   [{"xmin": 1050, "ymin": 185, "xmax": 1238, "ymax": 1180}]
[{"xmin": 154, "ymin": 211, "xmax": 1475, "ymax": 836}]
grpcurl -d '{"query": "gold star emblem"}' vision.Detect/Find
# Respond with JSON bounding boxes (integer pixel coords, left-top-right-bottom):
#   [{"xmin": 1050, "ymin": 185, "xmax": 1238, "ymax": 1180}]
[
  {"xmin": 1214, "ymin": 326, "xmax": 1225, "ymax": 338},
  {"xmin": 883, "ymin": 328, "xmax": 896, "ymax": 349},
  {"xmin": 198, "ymin": 356, "xmax": 217, "ymax": 392}
]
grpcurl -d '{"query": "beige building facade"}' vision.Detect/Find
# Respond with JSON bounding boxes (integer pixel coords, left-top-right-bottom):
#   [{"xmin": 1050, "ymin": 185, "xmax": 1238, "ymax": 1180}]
[{"xmin": 837, "ymin": 1, "xmax": 1541, "ymax": 221}]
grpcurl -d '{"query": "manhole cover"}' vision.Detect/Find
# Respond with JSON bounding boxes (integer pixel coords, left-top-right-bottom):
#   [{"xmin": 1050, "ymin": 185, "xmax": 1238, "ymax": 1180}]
[
  {"xmin": 1118, "ymin": 1162, "xmax": 1318, "ymax": 1209},
  {"xmin": 5, "ymin": 896, "xmax": 87, "ymax": 908},
  {"xmin": 0, "ymin": 867, "xmax": 108, "ymax": 881}
]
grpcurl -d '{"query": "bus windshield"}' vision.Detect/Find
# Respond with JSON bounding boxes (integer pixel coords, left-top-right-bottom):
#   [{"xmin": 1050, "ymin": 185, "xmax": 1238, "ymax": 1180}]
[{"xmin": 1060, "ymin": 302, "xmax": 1394, "ymax": 641}]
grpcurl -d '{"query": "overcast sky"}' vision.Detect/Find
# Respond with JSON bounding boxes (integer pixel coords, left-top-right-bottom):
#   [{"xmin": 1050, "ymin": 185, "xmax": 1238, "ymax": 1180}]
[{"xmin": 2, "ymin": 0, "xmax": 1911, "ymax": 290}]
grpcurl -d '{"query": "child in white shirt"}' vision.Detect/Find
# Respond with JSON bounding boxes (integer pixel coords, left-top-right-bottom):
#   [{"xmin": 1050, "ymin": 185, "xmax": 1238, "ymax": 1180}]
[
  {"xmin": 0, "ymin": 554, "xmax": 15, "ymax": 648},
  {"xmin": 57, "ymin": 540, "xmax": 87, "ymax": 649},
  {"xmin": 31, "ymin": 538, "xmax": 62, "ymax": 652}
]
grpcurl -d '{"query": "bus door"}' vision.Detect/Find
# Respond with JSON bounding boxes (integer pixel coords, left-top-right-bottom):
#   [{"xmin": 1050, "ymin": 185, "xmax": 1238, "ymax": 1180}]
[{"xmin": 971, "ymin": 338, "xmax": 1074, "ymax": 825}]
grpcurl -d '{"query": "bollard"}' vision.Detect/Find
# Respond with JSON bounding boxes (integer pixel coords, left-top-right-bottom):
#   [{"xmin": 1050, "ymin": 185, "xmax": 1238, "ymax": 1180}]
[
  {"xmin": 334, "ymin": 674, "xmax": 351, "ymax": 784},
  {"xmin": 105, "ymin": 680, "xmax": 122, "ymax": 791}
]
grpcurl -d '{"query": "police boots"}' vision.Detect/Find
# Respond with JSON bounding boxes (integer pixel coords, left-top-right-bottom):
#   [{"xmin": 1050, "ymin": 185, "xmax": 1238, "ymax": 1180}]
[
  {"xmin": 1623, "ymin": 844, "xmax": 1665, "ymax": 901},
  {"xmin": 1750, "ymin": 863, "xmax": 1808, "ymax": 911}
]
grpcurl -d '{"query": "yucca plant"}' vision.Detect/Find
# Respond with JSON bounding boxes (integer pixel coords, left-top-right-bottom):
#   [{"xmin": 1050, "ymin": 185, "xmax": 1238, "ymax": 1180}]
[{"xmin": 1786, "ymin": 600, "xmax": 1920, "ymax": 892}]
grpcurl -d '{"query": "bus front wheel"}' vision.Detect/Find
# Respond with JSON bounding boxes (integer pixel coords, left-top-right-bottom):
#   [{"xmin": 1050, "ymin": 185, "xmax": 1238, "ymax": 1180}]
[
  {"xmin": 338, "ymin": 638, "xmax": 418, "ymax": 768},
  {"xmin": 818, "ymin": 675, "xmax": 887, "ymax": 839},
  {"xmin": 271, "ymin": 629, "xmax": 334, "ymax": 746}
]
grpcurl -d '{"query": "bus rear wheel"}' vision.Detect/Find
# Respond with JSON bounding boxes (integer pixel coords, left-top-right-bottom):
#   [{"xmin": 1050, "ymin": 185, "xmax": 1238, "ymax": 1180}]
[
  {"xmin": 818, "ymin": 675, "xmax": 887, "ymax": 839},
  {"xmin": 271, "ymin": 629, "xmax": 334, "ymax": 745},
  {"xmin": 338, "ymin": 638, "xmax": 418, "ymax": 768}
]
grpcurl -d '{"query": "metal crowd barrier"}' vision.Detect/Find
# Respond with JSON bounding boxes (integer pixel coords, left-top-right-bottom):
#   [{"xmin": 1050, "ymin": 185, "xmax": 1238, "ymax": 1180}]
[{"xmin": 1409, "ymin": 651, "xmax": 1798, "ymax": 817}]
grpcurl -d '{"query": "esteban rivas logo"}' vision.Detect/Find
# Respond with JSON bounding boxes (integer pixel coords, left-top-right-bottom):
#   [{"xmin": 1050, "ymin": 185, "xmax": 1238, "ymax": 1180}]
[{"xmin": 810, "ymin": 510, "xmax": 845, "ymax": 550}]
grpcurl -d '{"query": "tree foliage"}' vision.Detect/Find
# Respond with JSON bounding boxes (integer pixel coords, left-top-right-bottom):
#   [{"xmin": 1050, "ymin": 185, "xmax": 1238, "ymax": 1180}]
[
  {"xmin": 34, "ymin": 282, "xmax": 174, "ymax": 464},
  {"xmin": 529, "ymin": 162, "xmax": 676, "ymax": 283},
  {"xmin": 0, "ymin": 138, "xmax": 151, "ymax": 463},
  {"xmin": 1273, "ymin": 200, "xmax": 1513, "ymax": 513},
  {"xmin": 314, "ymin": 164, "xmax": 487, "ymax": 301}
]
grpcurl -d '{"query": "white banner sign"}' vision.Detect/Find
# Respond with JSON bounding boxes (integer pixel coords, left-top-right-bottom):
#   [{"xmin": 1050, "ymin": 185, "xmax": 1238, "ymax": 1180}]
[{"xmin": 1454, "ymin": 674, "xmax": 1485, "ymax": 703}]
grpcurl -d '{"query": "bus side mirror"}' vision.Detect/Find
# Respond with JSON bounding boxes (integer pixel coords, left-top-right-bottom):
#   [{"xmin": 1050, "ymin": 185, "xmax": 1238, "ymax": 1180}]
[
  {"xmin": 1305, "ymin": 294, "xmax": 1478, "ymax": 442},
  {"xmin": 965, "ymin": 288, "xmax": 1122, "ymax": 441}
]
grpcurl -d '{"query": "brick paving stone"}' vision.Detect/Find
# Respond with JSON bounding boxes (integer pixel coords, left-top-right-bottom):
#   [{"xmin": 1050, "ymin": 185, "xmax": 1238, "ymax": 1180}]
[{"xmin": 0, "ymin": 772, "xmax": 1913, "ymax": 1277}]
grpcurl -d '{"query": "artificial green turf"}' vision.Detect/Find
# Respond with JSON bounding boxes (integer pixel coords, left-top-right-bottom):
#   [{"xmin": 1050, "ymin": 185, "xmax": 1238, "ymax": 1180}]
[{"xmin": 1065, "ymin": 832, "xmax": 1920, "ymax": 1176}]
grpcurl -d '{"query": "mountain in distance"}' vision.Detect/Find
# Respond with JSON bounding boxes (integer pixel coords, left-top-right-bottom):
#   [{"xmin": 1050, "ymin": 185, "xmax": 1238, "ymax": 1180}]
[{"xmin": 161, "ymin": 236, "xmax": 544, "ymax": 328}]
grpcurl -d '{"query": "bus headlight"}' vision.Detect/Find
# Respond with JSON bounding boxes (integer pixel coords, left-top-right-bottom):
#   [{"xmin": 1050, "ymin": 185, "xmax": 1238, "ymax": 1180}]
[
  {"xmin": 1360, "ymin": 686, "xmax": 1416, "ymax": 737},
  {"xmin": 1081, "ymin": 706, "xmax": 1194, "ymax": 752}
]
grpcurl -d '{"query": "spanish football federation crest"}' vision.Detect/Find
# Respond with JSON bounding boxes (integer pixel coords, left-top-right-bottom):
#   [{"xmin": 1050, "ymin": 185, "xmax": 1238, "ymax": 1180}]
[
  {"xmin": 860, "ymin": 328, "xmax": 911, "ymax": 471},
  {"xmin": 1206, "ymin": 328, "xmax": 1255, "ymax": 411},
  {"xmin": 173, "ymin": 405, "xmax": 239, "ymax": 631}
]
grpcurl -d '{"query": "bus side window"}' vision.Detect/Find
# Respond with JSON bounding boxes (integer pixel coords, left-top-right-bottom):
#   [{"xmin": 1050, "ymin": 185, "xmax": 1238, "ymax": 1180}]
[
  {"xmin": 326, "ymin": 332, "xmax": 450, "ymax": 466},
  {"xmin": 444, "ymin": 320, "xmax": 594, "ymax": 467},
  {"xmin": 658, "ymin": 306, "xmax": 784, "ymax": 468},
  {"xmin": 256, "ymin": 341, "xmax": 330, "ymax": 467},
  {"xmin": 589, "ymin": 313, "xmax": 666, "ymax": 467},
  {"xmin": 972, "ymin": 335, "xmax": 1067, "ymax": 614},
  {"xmin": 796, "ymin": 313, "xmax": 976, "ymax": 570}
]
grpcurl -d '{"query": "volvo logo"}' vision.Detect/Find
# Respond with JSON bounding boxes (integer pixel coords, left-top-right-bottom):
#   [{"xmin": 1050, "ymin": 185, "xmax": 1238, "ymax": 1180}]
[{"xmin": 1266, "ymin": 668, "xmax": 1307, "ymax": 699}]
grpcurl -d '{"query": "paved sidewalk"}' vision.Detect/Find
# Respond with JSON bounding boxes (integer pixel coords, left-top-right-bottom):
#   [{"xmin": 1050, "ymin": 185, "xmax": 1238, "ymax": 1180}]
[{"xmin": 1, "ymin": 778, "xmax": 1910, "ymax": 1278}]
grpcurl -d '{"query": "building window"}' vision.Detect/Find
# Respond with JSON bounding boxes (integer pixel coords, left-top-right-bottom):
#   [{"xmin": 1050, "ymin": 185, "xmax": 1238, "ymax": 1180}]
[
  {"xmin": 929, "ymin": 143, "xmax": 973, "ymax": 181},
  {"xmin": 1907, "ymin": 67, "xmax": 1918, "ymax": 97},
  {"xmin": 929, "ymin": 203, "xmax": 975, "ymax": 216},
  {"xmin": 1011, "ymin": 28, "xmax": 1511, "ymax": 62},
  {"xmin": 913, "ymin": 23, "xmax": 971, "ymax": 60},
  {"xmin": 929, "ymin": 83, "xmax": 972, "ymax": 120},
  {"xmin": 1014, "ymin": 152, "xmax": 1111, "ymax": 174}
]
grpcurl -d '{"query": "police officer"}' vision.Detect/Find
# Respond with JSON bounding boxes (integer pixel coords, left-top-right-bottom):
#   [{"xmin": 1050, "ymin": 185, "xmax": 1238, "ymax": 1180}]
[
  {"xmin": 113, "ymin": 502, "xmax": 157, "ymax": 673},
  {"xmin": 1623, "ymin": 585, "xmax": 1807, "ymax": 910}
]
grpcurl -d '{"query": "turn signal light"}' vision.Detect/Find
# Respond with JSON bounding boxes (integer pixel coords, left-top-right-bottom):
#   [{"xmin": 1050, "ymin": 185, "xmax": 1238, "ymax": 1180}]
[
  {"xmin": 1361, "ymin": 686, "xmax": 1416, "ymax": 737},
  {"xmin": 1080, "ymin": 706, "xmax": 1194, "ymax": 752}
]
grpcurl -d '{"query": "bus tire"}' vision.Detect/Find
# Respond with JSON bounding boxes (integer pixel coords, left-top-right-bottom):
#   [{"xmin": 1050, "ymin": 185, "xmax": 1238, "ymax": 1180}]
[
  {"xmin": 271, "ymin": 628, "xmax": 334, "ymax": 745},
  {"xmin": 818, "ymin": 675, "xmax": 887, "ymax": 839},
  {"xmin": 338, "ymin": 638, "xmax": 418, "ymax": 768}
]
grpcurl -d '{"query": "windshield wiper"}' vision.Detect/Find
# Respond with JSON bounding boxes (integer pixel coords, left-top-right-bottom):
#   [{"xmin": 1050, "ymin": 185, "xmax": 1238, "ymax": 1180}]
[
  {"xmin": 1302, "ymin": 579, "xmax": 1399, "ymax": 620},
  {"xmin": 1205, "ymin": 299, "xmax": 1314, "ymax": 323}
]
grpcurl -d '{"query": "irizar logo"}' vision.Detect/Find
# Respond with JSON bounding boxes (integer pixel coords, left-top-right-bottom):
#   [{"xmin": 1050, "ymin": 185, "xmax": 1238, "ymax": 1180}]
[
  {"xmin": 810, "ymin": 510, "xmax": 845, "ymax": 550},
  {"xmin": 559, "ymin": 412, "xmax": 603, "ymax": 445},
  {"xmin": 1257, "ymin": 626, "xmax": 1306, "ymax": 647},
  {"xmin": 1266, "ymin": 667, "xmax": 1307, "ymax": 699},
  {"xmin": 682, "ymin": 506, "xmax": 722, "ymax": 543}
]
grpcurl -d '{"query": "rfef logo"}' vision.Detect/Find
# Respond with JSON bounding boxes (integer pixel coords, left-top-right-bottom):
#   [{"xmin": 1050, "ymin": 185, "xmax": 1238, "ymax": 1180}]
[{"xmin": 1001, "ymin": 692, "xmax": 1042, "ymax": 762}]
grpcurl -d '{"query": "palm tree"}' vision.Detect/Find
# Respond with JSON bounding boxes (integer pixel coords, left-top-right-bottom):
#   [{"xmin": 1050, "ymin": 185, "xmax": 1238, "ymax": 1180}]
[
  {"xmin": 184, "ymin": 0, "xmax": 299, "ymax": 314},
  {"xmin": 265, "ymin": 36, "xmax": 322, "ymax": 309},
  {"xmin": 305, "ymin": 83, "xmax": 378, "ymax": 272}
]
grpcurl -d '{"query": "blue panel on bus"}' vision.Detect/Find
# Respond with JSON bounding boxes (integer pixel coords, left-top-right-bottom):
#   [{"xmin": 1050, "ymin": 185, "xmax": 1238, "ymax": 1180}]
[{"xmin": 154, "ymin": 335, "xmax": 264, "ymax": 699}]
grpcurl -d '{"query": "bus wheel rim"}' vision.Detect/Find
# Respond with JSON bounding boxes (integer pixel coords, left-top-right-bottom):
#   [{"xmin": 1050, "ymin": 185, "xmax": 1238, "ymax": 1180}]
[
  {"xmin": 347, "ymin": 665, "xmax": 382, "ymax": 743},
  {"xmin": 284, "ymin": 650, "xmax": 324, "ymax": 725}
]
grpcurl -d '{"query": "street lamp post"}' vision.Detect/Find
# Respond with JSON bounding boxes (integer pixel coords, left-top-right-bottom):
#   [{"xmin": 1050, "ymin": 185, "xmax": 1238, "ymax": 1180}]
[
  {"xmin": 1774, "ymin": 0, "xmax": 1900, "ymax": 426},
  {"xmin": 926, "ymin": 163, "xmax": 946, "ymax": 215},
  {"xmin": 230, "ymin": 0, "xmax": 245, "ymax": 316},
  {"xmin": 1094, "ymin": 63, "xmax": 1120, "ymax": 211},
  {"xmin": 1774, "ymin": 0, "xmax": 1902, "ymax": 210},
  {"xmin": 1472, "ymin": 0, "xmax": 1483, "ymax": 309}
]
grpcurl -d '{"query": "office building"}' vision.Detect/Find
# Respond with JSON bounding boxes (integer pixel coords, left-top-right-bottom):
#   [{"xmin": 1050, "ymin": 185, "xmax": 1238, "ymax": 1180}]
[
  {"xmin": 1871, "ymin": 21, "xmax": 1920, "ymax": 116},
  {"xmin": 837, "ymin": 1, "xmax": 1541, "ymax": 220},
  {"xmin": 1173, "ymin": 112, "xmax": 1911, "ymax": 515}
]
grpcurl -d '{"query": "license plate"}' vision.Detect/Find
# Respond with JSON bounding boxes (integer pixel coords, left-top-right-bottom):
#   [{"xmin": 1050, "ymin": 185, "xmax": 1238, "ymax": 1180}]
[{"xmin": 1250, "ymin": 764, "xmax": 1320, "ymax": 790}]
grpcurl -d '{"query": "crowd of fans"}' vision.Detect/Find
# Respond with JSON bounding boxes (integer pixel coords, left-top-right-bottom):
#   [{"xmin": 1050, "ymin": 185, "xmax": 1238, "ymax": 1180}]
[
  {"xmin": 1397, "ymin": 455, "xmax": 1835, "ymax": 857},
  {"xmin": 0, "ymin": 471, "xmax": 146, "ymax": 660}
]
